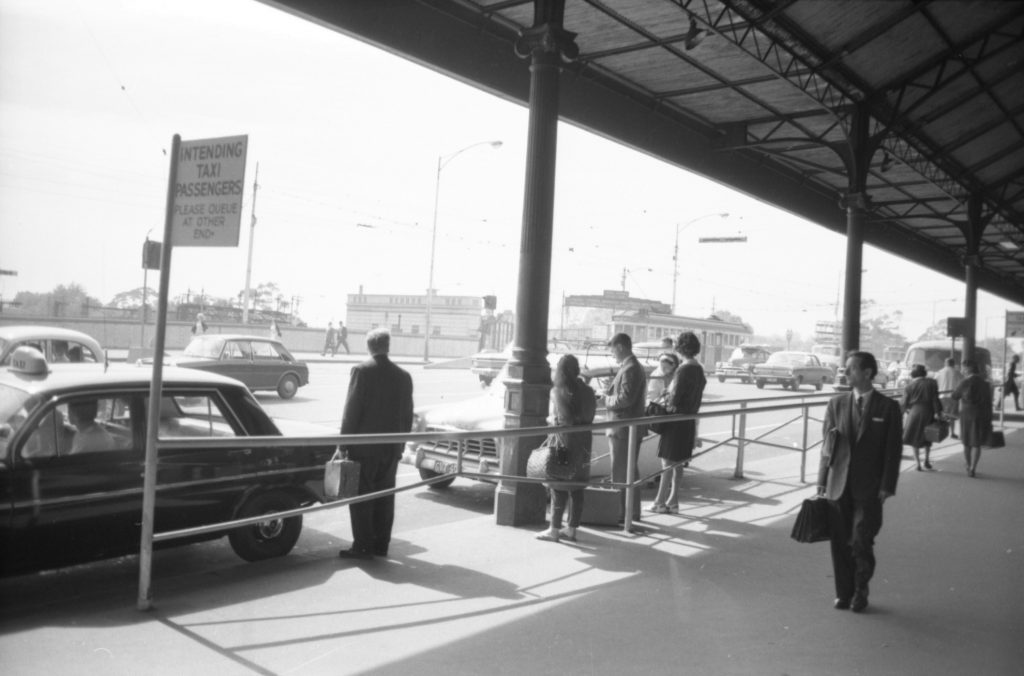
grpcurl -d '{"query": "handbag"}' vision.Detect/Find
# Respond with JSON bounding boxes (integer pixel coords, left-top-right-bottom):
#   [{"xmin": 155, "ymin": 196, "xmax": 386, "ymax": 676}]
[
  {"xmin": 526, "ymin": 435, "xmax": 577, "ymax": 481},
  {"xmin": 645, "ymin": 400, "xmax": 668, "ymax": 434},
  {"xmin": 923, "ymin": 419, "xmax": 949, "ymax": 443},
  {"xmin": 324, "ymin": 447, "xmax": 361, "ymax": 500},
  {"xmin": 987, "ymin": 428, "xmax": 1006, "ymax": 448},
  {"xmin": 790, "ymin": 497, "xmax": 831, "ymax": 543}
]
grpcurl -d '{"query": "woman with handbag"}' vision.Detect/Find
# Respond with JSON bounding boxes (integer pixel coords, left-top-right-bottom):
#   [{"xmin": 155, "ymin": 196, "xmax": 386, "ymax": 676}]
[
  {"xmin": 901, "ymin": 364, "xmax": 943, "ymax": 471},
  {"xmin": 648, "ymin": 331, "xmax": 706, "ymax": 514},
  {"xmin": 536, "ymin": 354, "xmax": 596, "ymax": 543},
  {"xmin": 952, "ymin": 360, "xmax": 993, "ymax": 477}
]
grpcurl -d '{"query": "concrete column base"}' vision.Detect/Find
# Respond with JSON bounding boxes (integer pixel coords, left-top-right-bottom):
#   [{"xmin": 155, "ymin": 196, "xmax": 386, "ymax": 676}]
[{"xmin": 494, "ymin": 367, "xmax": 551, "ymax": 526}]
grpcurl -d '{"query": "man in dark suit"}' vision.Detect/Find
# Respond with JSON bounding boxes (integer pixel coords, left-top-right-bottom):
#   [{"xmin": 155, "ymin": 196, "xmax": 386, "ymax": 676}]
[
  {"xmin": 338, "ymin": 328, "xmax": 414, "ymax": 559},
  {"xmin": 818, "ymin": 351, "xmax": 903, "ymax": 612},
  {"xmin": 604, "ymin": 332, "xmax": 647, "ymax": 521}
]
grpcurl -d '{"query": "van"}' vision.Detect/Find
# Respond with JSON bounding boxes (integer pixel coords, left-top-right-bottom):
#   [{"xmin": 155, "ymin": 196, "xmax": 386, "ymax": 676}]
[{"xmin": 896, "ymin": 339, "xmax": 991, "ymax": 387}]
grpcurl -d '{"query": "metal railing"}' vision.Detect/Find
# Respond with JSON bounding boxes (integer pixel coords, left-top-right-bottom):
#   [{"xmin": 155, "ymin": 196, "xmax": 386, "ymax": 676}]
[{"xmin": 140, "ymin": 388, "xmax": 905, "ymax": 603}]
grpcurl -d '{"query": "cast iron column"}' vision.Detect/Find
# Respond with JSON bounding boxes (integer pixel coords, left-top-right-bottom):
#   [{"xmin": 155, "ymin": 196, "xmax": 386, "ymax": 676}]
[
  {"xmin": 495, "ymin": 3, "xmax": 578, "ymax": 526},
  {"xmin": 837, "ymin": 105, "xmax": 873, "ymax": 358},
  {"xmin": 962, "ymin": 194, "xmax": 986, "ymax": 362},
  {"xmin": 842, "ymin": 193, "xmax": 868, "ymax": 355}
]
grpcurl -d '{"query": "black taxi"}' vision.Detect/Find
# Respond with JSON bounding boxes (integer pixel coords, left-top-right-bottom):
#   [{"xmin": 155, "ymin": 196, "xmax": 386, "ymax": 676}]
[{"xmin": 0, "ymin": 348, "xmax": 334, "ymax": 577}]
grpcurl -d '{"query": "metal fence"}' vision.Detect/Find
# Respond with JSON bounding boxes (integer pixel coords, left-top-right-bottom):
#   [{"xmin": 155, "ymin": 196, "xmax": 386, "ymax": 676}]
[{"xmin": 139, "ymin": 388, "xmax": 907, "ymax": 606}]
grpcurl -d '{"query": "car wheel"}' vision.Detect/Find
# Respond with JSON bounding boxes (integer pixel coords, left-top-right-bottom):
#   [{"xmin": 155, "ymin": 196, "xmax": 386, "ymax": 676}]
[
  {"xmin": 419, "ymin": 468, "xmax": 456, "ymax": 490},
  {"xmin": 741, "ymin": 377, "xmax": 751, "ymax": 384},
  {"xmin": 717, "ymin": 375, "xmax": 726, "ymax": 383},
  {"xmin": 756, "ymin": 379, "xmax": 765, "ymax": 389},
  {"xmin": 480, "ymin": 375, "xmax": 494, "ymax": 387},
  {"xmin": 815, "ymin": 380, "xmax": 824, "ymax": 390},
  {"xmin": 277, "ymin": 374, "xmax": 299, "ymax": 399},
  {"xmin": 228, "ymin": 491, "xmax": 303, "ymax": 562}
]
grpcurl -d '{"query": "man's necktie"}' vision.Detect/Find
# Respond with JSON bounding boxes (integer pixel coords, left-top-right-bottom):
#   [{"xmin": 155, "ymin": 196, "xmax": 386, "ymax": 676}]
[{"xmin": 855, "ymin": 395, "xmax": 863, "ymax": 426}]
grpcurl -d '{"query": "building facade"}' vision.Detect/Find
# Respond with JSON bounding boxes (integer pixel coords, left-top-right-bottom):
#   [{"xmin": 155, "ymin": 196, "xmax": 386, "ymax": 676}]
[{"xmin": 346, "ymin": 289, "xmax": 483, "ymax": 338}]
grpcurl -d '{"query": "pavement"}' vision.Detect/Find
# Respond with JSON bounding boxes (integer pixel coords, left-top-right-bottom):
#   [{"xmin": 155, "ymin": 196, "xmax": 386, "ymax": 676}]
[{"xmin": 1, "ymin": 415, "xmax": 1022, "ymax": 675}]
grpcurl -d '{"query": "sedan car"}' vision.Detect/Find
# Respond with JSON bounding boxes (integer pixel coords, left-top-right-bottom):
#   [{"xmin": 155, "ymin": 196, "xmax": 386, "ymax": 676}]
[
  {"xmin": 176, "ymin": 334, "xmax": 309, "ymax": 399},
  {"xmin": 0, "ymin": 347, "xmax": 335, "ymax": 577},
  {"xmin": 715, "ymin": 344, "xmax": 771, "ymax": 383},
  {"xmin": 0, "ymin": 325, "xmax": 103, "ymax": 365},
  {"xmin": 404, "ymin": 363, "xmax": 665, "ymax": 490},
  {"xmin": 752, "ymin": 351, "xmax": 833, "ymax": 390}
]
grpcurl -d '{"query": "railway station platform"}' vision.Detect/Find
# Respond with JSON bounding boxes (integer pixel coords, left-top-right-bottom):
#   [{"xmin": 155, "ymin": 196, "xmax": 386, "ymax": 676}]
[{"xmin": 1, "ymin": 415, "xmax": 1021, "ymax": 675}]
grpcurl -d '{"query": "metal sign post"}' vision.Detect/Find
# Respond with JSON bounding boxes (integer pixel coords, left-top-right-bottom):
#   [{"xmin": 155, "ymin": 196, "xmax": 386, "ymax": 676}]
[{"xmin": 137, "ymin": 134, "xmax": 248, "ymax": 610}]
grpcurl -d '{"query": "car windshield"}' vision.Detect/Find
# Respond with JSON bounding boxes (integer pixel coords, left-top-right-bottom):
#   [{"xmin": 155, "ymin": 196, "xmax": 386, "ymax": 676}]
[
  {"xmin": 183, "ymin": 336, "xmax": 225, "ymax": 358},
  {"xmin": 767, "ymin": 352, "xmax": 810, "ymax": 366}
]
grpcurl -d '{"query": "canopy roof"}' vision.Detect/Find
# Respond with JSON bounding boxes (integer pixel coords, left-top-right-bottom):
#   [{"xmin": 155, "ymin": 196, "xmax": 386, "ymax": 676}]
[{"xmin": 265, "ymin": 0, "xmax": 1024, "ymax": 303}]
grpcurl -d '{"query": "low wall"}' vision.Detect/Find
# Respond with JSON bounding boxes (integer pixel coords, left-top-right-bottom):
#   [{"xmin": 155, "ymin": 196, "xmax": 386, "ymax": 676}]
[{"xmin": 0, "ymin": 317, "xmax": 481, "ymax": 359}]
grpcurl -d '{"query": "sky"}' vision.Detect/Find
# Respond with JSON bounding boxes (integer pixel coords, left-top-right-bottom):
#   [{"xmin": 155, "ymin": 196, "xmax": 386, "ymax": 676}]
[{"xmin": 1, "ymin": 0, "xmax": 1020, "ymax": 342}]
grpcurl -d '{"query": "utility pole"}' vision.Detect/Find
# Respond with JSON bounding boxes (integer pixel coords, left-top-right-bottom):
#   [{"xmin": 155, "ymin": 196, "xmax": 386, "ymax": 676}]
[{"xmin": 242, "ymin": 162, "xmax": 259, "ymax": 324}]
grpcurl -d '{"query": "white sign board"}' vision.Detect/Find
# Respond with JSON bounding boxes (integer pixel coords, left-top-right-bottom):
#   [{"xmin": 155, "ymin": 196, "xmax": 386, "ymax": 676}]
[
  {"xmin": 1007, "ymin": 311, "xmax": 1024, "ymax": 338},
  {"xmin": 172, "ymin": 135, "xmax": 248, "ymax": 246}
]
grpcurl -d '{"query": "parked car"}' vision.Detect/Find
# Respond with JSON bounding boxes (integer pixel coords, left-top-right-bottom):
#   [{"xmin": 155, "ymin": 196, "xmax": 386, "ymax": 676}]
[
  {"xmin": 0, "ymin": 347, "xmax": 335, "ymax": 576},
  {"xmin": 404, "ymin": 362, "xmax": 664, "ymax": 490},
  {"xmin": 752, "ymin": 351, "xmax": 833, "ymax": 390},
  {"xmin": 0, "ymin": 325, "xmax": 103, "ymax": 365},
  {"xmin": 469, "ymin": 339, "xmax": 605, "ymax": 387},
  {"xmin": 175, "ymin": 334, "xmax": 309, "ymax": 399},
  {"xmin": 715, "ymin": 344, "xmax": 771, "ymax": 383},
  {"xmin": 810, "ymin": 343, "xmax": 842, "ymax": 374}
]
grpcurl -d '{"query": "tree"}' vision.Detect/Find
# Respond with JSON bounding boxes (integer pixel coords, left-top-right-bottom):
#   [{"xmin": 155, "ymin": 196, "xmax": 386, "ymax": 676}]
[
  {"xmin": 13, "ymin": 283, "xmax": 101, "ymax": 317},
  {"xmin": 109, "ymin": 286, "xmax": 159, "ymax": 310},
  {"xmin": 918, "ymin": 319, "xmax": 948, "ymax": 341}
]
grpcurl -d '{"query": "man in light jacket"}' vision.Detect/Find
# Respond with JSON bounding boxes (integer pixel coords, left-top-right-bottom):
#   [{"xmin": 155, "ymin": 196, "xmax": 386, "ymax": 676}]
[{"xmin": 604, "ymin": 332, "xmax": 647, "ymax": 521}]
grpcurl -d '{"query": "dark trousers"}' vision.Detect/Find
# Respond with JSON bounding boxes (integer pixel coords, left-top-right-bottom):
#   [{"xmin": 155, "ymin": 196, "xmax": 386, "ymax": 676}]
[
  {"xmin": 827, "ymin": 488, "xmax": 883, "ymax": 601},
  {"xmin": 348, "ymin": 452, "xmax": 400, "ymax": 554},
  {"xmin": 550, "ymin": 487, "xmax": 584, "ymax": 529},
  {"xmin": 608, "ymin": 433, "xmax": 641, "ymax": 520}
]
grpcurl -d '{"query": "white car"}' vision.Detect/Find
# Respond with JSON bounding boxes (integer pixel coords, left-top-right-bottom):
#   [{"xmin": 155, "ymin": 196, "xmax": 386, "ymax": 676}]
[{"xmin": 0, "ymin": 325, "xmax": 103, "ymax": 365}]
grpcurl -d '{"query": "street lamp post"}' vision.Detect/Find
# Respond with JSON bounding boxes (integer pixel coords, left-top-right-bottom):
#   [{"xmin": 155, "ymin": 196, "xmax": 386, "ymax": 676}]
[
  {"xmin": 672, "ymin": 212, "xmax": 729, "ymax": 313},
  {"xmin": 424, "ymin": 140, "xmax": 502, "ymax": 362}
]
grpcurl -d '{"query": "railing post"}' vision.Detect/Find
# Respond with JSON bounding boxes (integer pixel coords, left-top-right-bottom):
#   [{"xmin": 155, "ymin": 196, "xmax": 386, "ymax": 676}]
[
  {"xmin": 623, "ymin": 423, "xmax": 638, "ymax": 534},
  {"xmin": 800, "ymin": 404, "xmax": 810, "ymax": 483},
  {"xmin": 733, "ymin": 402, "xmax": 747, "ymax": 479}
]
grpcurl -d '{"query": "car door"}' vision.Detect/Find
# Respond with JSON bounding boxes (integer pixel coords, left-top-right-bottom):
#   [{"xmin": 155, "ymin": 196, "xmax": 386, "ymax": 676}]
[
  {"xmin": 7, "ymin": 393, "xmax": 142, "ymax": 572},
  {"xmin": 248, "ymin": 340, "xmax": 283, "ymax": 390},
  {"xmin": 216, "ymin": 340, "xmax": 254, "ymax": 386}
]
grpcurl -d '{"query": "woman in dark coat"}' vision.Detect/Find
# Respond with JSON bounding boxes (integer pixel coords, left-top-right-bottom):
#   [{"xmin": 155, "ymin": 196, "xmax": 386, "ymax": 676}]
[
  {"xmin": 901, "ymin": 363, "xmax": 943, "ymax": 470},
  {"xmin": 536, "ymin": 354, "xmax": 596, "ymax": 543},
  {"xmin": 952, "ymin": 360, "xmax": 993, "ymax": 477},
  {"xmin": 649, "ymin": 331, "xmax": 706, "ymax": 514}
]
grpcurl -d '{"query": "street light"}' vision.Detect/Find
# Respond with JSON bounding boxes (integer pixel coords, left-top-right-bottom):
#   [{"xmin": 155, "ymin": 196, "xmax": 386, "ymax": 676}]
[
  {"xmin": 672, "ymin": 212, "xmax": 729, "ymax": 314},
  {"xmin": 424, "ymin": 140, "xmax": 502, "ymax": 362}
]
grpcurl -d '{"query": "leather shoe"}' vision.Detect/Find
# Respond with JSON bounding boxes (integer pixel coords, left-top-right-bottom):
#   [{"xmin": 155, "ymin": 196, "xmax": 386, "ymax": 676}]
[
  {"xmin": 833, "ymin": 598, "xmax": 851, "ymax": 610},
  {"xmin": 338, "ymin": 548, "xmax": 373, "ymax": 560},
  {"xmin": 850, "ymin": 593, "xmax": 868, "ymax": 613}
]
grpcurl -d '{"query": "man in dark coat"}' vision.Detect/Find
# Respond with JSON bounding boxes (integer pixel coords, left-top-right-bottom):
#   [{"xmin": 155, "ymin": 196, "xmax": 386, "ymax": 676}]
[
  {"xmin": 818, "ymin": 351, "xmax": 903, "ymax": 612},
  {"xmin": 603, "ymin": 332, "xmax": 647, "ymax": 521},
  {"xmin": 338, "ymin": 328, "xmax": 414, "ymax": 559}
]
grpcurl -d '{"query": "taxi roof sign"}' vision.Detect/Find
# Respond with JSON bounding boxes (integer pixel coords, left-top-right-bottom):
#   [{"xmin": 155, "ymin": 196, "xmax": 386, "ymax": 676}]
[{"xmin": 8, "ymin": 346, "xmax": 49, "ymax": 376}]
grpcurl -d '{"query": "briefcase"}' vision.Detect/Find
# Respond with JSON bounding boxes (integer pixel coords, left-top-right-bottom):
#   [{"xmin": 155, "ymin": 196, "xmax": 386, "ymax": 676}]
[
  {"xmin": 579, "ymin": 486, "xmax": 642, "ymax": 527},
  {"xmin": 790, "ymin": 497, "xmax": 831, "ymax": 543},
  {"xmin": 324, "ymin": 448, "xmax": 360, "ymax": 500}
]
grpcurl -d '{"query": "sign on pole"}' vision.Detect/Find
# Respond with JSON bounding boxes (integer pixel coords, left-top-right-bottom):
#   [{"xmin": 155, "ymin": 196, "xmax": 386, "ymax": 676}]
[
  {"xmin": 1007, "ymin": 311, "xmax": 1024, "ymax": 338},
  {"xmin": 172, "ymin": 135, "xmax": 248, "ymax": 246}
]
